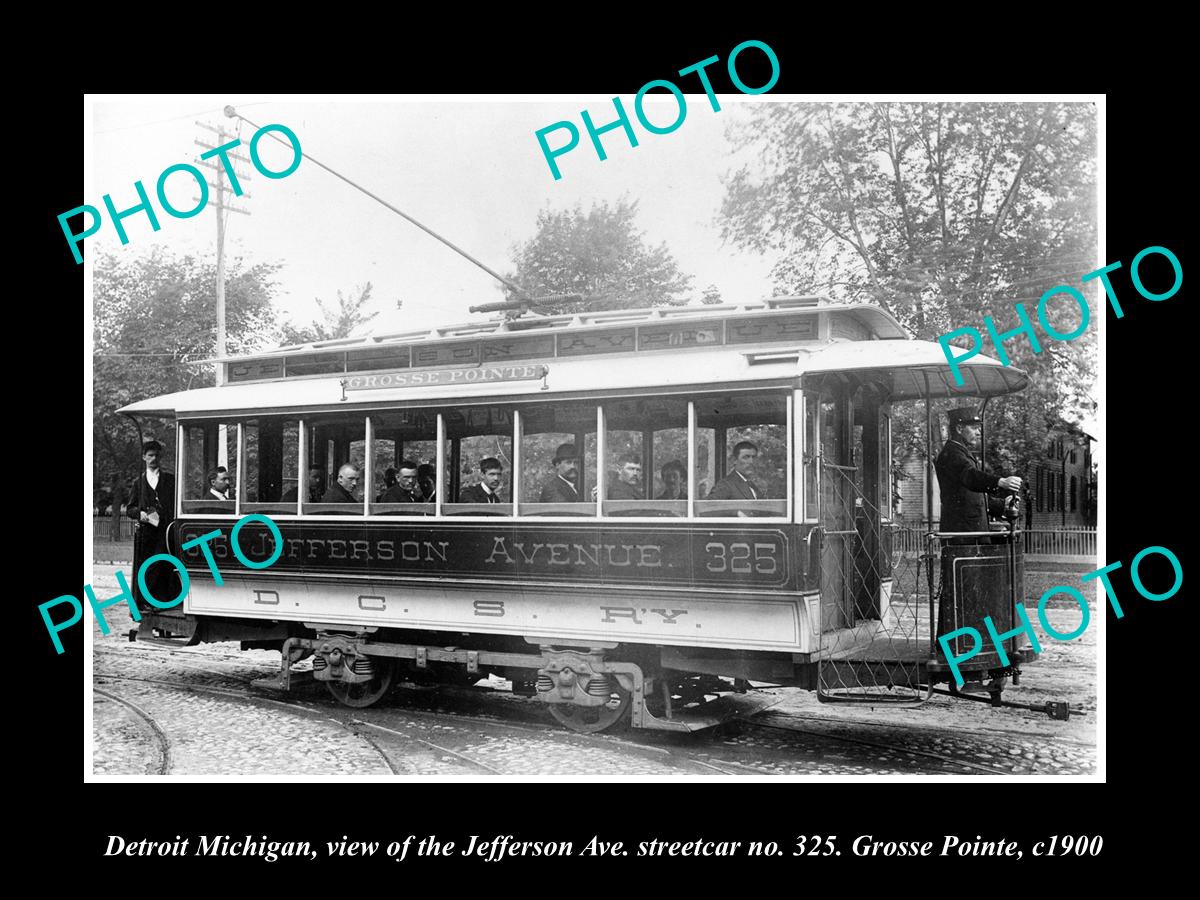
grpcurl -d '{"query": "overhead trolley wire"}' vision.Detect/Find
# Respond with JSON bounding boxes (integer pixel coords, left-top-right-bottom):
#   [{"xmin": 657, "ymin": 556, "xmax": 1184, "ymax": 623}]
[{"xmin": 224, "ymin": 107, "xmax": 529, "ymax": 300}]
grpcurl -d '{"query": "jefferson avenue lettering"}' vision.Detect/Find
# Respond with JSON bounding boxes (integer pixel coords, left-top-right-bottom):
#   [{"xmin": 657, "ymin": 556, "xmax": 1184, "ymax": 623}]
[
  {"xmin": 172, "ymin": 521, "xmax": 793, "ymax": 588},
  {"xmin": 484, "ymin": 537, "xmax": 663, "ymax": 568}
]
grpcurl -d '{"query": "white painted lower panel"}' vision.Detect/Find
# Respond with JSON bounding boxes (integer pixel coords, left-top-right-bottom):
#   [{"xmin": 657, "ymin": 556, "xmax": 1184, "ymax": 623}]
[{"xmin": 186, "ymin": 576, "xmax": 806, "ymax": 652}]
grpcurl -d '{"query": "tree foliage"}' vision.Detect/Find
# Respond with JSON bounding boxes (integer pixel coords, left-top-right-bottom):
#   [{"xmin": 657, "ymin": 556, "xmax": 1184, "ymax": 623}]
[
  {"xmin": 280, "ymin": 282, "xmax": 378, "ymax": 344},
  {"xmin": 93, "ymin": 248, "xmax": 282, "ymax": 489},
  {"xmin": 507, "ymin": 198, "xmax": 693, "ymax": 314},
  {"xmin": 721, "ymin": 102, "xmax": 1097, "ymax": 474}
]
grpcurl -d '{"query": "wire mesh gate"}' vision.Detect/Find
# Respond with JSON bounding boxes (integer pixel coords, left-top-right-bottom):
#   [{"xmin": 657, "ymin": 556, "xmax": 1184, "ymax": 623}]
[{"xmin": 816, "ymin": 460, "xmax": 935, "ymax": 704}]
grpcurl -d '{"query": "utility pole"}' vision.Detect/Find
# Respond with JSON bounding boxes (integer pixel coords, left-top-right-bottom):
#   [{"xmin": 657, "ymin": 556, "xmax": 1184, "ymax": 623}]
[{"xmin": 195, "ymin": 121, "xmax": 252, "ymax": 469}]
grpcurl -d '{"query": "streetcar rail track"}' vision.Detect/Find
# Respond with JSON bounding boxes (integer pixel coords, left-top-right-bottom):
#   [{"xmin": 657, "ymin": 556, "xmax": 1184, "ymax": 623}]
[
  {"xmin": 742, "ymin": 719, "xmax": 1014, "ymax": 776},
  {"xmin": 93, "ymin": 663, "xmax": 1069, "ymax": 776},
  {"xmin": 93, "ymin": 672, "xmax": 398, "ymax": 776},
  {"xmin": 94, "ymin": 686, "xmax": 172, "ymax": 775}
]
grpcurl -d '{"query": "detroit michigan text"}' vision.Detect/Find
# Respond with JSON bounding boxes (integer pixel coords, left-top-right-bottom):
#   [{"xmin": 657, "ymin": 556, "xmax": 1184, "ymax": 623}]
[{"xmin": 106, "ymin": 832, "xmax": 1102, "ymax": 862}]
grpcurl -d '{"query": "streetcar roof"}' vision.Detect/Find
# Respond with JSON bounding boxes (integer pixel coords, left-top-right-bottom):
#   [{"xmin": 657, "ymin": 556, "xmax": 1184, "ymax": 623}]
[
  {"xmin": 119, "ymin": 337, "xmax": 1026, "ymax": 418},
  {"xmin": 801, "ymin": 340, "xmax": 1029, "ymax": 399}
]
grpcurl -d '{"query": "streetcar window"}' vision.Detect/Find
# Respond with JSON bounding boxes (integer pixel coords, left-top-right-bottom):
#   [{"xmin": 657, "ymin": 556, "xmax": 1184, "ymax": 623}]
[
  {"xmin": 519, "ymin": 401, "xmax": 596, "ymax": 516},
  {"xmin": 241, "ymin": 418, "xmax": 300, "ymax": 515},
  {"xmin": 444, "ymin": 405, "xmax": 514, "ymax": 516},
  {"xmin": 695, "ymin": 392, "xmax": 788, "ymax": 517},
  {"xmin": 304, "ymin": 415, "xmax": 366, "ymax": 515},
  {"xmin": 369, "ymin": 410, "xmax": 437, "ymax": 516},
  {"xmin": 179, "ymin": 420, "xmax": 236, "ymax": 514},
  {"xmin": 602, "ymin": 397, "xmax": 688, "ymax": 517}
]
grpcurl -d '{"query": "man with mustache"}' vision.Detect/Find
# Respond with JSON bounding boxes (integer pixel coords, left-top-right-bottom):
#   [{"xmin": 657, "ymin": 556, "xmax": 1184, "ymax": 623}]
[{"xmin": 539, "ymin": 443, "xmax": 584, "ymax": 502}]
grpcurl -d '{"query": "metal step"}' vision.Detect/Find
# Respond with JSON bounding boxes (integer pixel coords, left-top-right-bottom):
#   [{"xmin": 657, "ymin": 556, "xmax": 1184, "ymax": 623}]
[{"xmin": 636, "ymin": 691, "xmax": 782, "ymax": 732}]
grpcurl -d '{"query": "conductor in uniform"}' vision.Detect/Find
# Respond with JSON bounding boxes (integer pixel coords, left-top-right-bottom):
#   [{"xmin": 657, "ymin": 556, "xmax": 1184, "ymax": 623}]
[
  {"xmin": 127, "ymin": 440, "xmax": 177, "ymax": 611},
  {"xmin": 935, "ymin": 408, "xmax": 1022, "ymax": 539}
]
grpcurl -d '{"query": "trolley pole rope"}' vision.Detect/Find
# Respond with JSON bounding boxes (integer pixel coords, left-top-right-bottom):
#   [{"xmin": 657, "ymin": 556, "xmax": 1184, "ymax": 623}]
[{"xmin": 224, "ymin": 107, "xmax": 530, "ymax": 299}]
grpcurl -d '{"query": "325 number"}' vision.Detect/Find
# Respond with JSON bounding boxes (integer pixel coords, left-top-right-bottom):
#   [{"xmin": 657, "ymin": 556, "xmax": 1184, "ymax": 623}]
[
  {"xmin": 794, "ymin": 835, "xmax": 837, "ymax": 856},
  {"xmin": 705, "ymin": 542, "xmax": 778, "ymax": 574}
]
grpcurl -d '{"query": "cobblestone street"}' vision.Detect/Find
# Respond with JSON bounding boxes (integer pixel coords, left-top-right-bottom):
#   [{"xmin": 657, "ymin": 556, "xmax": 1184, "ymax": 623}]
[{"xmin": 90, "ymin": 565, "xmax": 1097, "ymax": 777}]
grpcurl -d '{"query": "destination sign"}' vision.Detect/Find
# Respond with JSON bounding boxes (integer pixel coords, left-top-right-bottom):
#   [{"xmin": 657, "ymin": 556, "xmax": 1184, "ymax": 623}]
[{"xmin": 344, "ymin": 364, "xmax": 548, "ymax": 391}]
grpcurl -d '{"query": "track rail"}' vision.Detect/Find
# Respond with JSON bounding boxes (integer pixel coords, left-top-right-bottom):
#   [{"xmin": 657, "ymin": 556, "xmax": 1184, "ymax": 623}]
[{"xmin": 94, "ymin": 686, "xmax": 172, "ymax": 775}]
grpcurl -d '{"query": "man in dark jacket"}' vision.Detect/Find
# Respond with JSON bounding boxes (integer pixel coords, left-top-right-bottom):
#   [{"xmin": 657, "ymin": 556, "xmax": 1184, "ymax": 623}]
[
  {"xmin": 935, "ymin": 408, "xmax": 1022, "ymax": 537},
  {"xmin": 322, "ymin": 464, "xmax": 361, "ymax": 504},
  {"xmin": 459, "ymin": 458, "xmax": 504, "ymax": 503},
  {"xmin": 127, "ymin": 440, "xmax": 177, "ymax": 611},
  {"xmin": 381, "ymin": 460, "xmax": 424, "ymax": 503},
  {"xmin": 539, "ymin": 444, "xmax": 584, "ymax": 502},
  {"xmin": 607, "ymin": 454, "xmax": 643, "ymax": 500},
  {"xmin": 707, "ymin": 441, "xmax": 764, "ymax": 500}
]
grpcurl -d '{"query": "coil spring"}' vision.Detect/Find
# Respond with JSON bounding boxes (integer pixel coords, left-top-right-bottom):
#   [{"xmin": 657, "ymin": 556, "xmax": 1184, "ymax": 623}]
[
  {"xmin": 312, "ymin": 655, "xmax": 327, "ymax": 671},
  {"xmin": 351, "ymin": 656, "xmax": 374, "ymax": 676},
  {"xmin": 585, "ymin": 673, "xmax": 614, "ymax": 697},
  {"xmin": 536, "ymin": 674, "xmax": 554, "ymax": 693}
]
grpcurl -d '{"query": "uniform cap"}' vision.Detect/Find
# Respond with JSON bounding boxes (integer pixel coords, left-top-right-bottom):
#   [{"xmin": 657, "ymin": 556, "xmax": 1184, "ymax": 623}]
[{"xmin": 947, "ymin": 407, "xmax": 982, "ymax": 427}]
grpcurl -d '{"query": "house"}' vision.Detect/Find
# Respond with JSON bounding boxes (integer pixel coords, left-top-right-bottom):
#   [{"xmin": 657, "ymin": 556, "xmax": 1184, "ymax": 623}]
[{"xmin": 894, "ymin": 421, "xmax": 1096, "ymax": 529}]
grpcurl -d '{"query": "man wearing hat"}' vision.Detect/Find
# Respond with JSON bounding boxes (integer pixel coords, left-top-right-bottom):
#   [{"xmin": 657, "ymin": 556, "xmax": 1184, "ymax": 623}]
[
  {"xmin": 126, "ymin": 440, "xmax": 178, "ymax": 611},
  {"xmin": 935, "ymin": 408, "xmax": 1022, "ymax": 537},
  {"xmin": 540, "ymin": 444, "xmax": 584, "ymax": 502}
]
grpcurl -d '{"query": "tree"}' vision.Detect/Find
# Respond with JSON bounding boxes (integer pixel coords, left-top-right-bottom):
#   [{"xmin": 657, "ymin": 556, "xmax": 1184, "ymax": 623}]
[
  {"xmin": 721, "ymin": 102, "xmax": 1097, "ymax": 475},
  {"xmin": 507, "ymin": 198, "xmax": 693, "ymax": 314},
  {"xmin": 280, "ymin": 282, "xmax": 378, "ymax": 344},
  {"xmin": 93, "ymin": 248, "xmax": 282, "ymax": 489}
]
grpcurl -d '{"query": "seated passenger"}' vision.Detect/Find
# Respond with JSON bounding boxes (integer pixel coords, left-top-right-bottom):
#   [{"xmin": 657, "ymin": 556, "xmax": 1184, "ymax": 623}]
[
  {"xmin": 459, "ymin": 457, "xmax": 504, "ymax": 503},
  {"xmin": 539, "ymin": 444, "xmax": 583, "ymax": 502},
  {"xmin": 656, "ymin": 460, "xmax": 687, "ymax": 500},
  {"xmin": 206, "ymin": 466, "xmax": 231, "ymax": 500},
  {"xmin": 707, "ymin": 441, "xmax": 766, "ymax": 500},
  {"xmin": 607, "ymin": 454, "xmax": 643, "ymax": 500},
  {"xmin": 381, "ymin": 460, "xmax": 423, "ymax": 503},
  {"xmin": 418, "ymin": 463, "xmax": 438, "ymax": 503},
  {"xmin": 322, "ymin": 464, "xmax": 359, "ymax": 503},
  {"xmin": 375, "ymin": 467, "xmax": 398, "ymax": 501},
  {"xmin": 283, "ymin": 467, "xmax": 325, "ymax": 502}
]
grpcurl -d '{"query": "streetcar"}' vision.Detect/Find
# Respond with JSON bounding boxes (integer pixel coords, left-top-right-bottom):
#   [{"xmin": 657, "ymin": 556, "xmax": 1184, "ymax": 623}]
[{"xmin": 118, "ymin": 296, "xmax": 1042, "ymax": 733}]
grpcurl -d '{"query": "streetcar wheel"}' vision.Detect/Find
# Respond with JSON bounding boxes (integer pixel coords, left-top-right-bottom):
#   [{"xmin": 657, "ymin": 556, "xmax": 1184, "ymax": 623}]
[
  {"xmin": 547, "ymin": 687, "xmax": 632, "ymax": 734},
  {"xmin": 325, "ymin": 658, "xmax": 396, "ymax": 708}
]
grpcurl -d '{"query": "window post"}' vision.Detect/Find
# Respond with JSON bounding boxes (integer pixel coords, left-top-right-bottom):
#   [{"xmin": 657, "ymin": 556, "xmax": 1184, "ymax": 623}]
[
  {"xmin": 595, "ymin": 405, "xmax": 606, "ymax": 516},
  {"xmin": 512, "ymin": 409, "xmax": 523, "ymax": 518},
  {"xmin": 297, "ymin": 419, "xmax": 307, "ymax": 513},
  {"xmin": 235, "ymin": 421, "xmax": 245, "ymax": 517},
  {"xmin": 687, "ymin": 401, "xmax": 696, "ymax": 519},
  {"xmin": 364, "ymin": 416, "xmax": 373, "ymax": 516}
]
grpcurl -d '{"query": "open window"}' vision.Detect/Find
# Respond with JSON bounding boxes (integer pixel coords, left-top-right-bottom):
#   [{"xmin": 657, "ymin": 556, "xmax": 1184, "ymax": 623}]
[
  {"xmin": 304, "ymin": 415, "xmax": 366, "ymax": 515},
  {"xmin": 602, "ymin": 397, "xmax": 688, "ymax": 517},
  {"xmin": 519, "ymin": 401, "xmax": 596, "ymax": 516},
  {"xmin": 443, "ymin": 405, "xmax": 514, "ymax": 516},
  {"xmin": 241, "ymin": 417, "xmax": 300, "ymax": 516},
  {"xmin": 369, "ymin": 409, "xmax": 437, "ymax": 516},
  {"xmin": 179, "ymin": 420, "xmax": 236, "ymax": 514},
  {"xmin": 694, "ymin": 392, "xmax": 789, "ymax": 517}
]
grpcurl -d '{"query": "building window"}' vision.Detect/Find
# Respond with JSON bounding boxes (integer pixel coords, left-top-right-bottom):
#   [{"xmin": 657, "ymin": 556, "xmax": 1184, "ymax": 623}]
[{"xmin": 1070, "ymin": 475, "xmax": 1078, "ymax": 511}]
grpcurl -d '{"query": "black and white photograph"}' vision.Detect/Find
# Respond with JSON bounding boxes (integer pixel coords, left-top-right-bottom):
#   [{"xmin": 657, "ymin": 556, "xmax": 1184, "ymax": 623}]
[{"xmin": 80, "ymin": 91, "xmax": 1108, "ymax": 783}]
